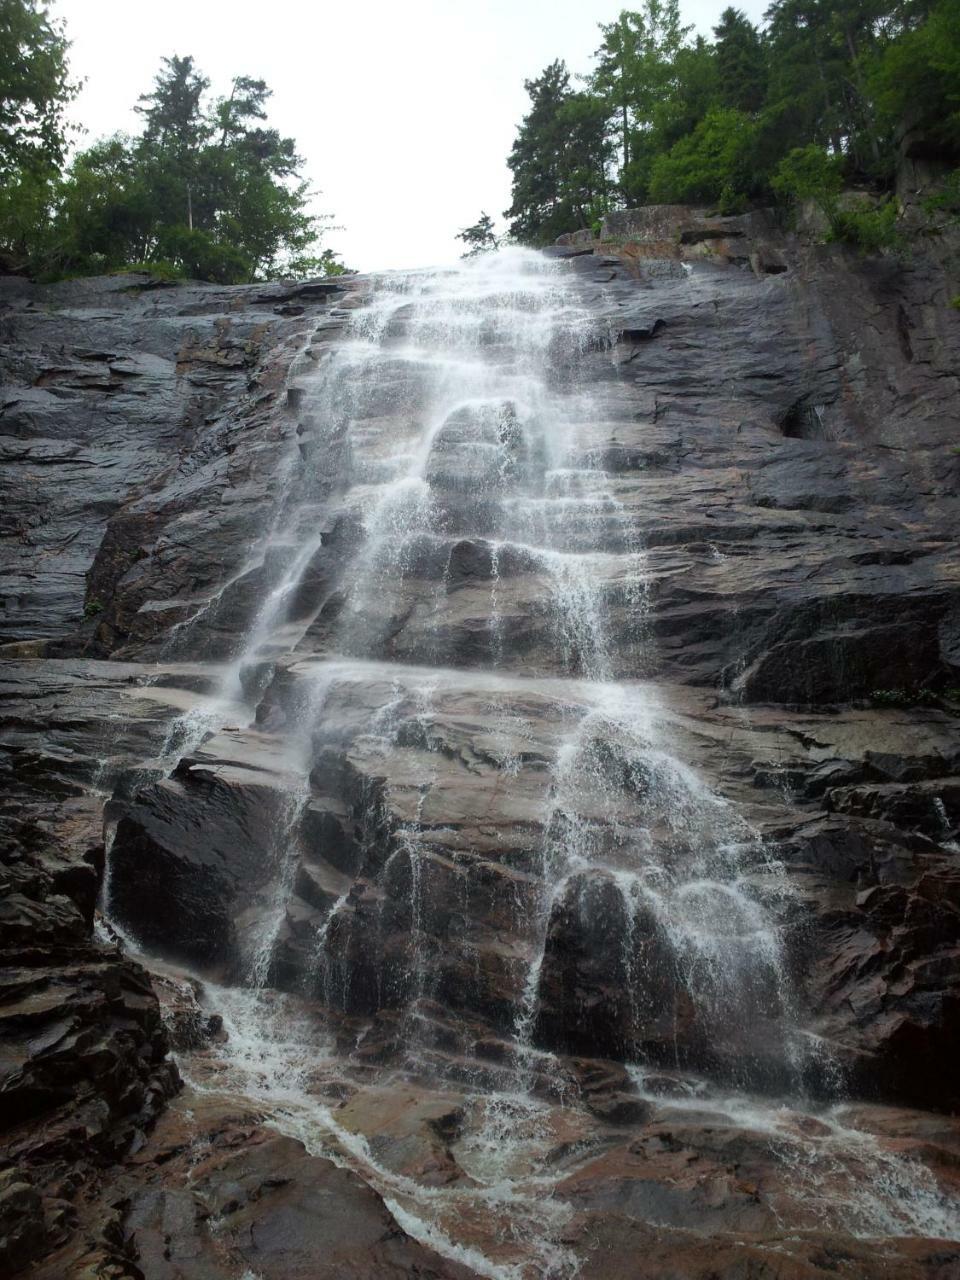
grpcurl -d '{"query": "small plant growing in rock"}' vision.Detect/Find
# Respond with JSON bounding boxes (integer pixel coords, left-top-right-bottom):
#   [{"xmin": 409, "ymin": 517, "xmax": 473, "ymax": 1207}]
[
  {"xmin": 83, "ymin": 598, "xmax": 103, "ymax": 618},
  {"xmin": 827, "ymin": 198, "xmax": 903, "ymax": 256},
  {"xmin": 870, "ymin": 686, "xmax": 938, "ymax": 707}
]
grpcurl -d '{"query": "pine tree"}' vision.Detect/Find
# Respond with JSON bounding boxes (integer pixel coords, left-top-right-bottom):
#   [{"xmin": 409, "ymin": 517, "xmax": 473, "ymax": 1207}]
[
  {"xmin": 505, "ymin": 61, "xmax": 610, "ymax": 244},
  {"xmin": 457, "ymin": 212, "xmax": 499, "ymax": 257},
  {"xmin": 714, "ymin": 8, "xmax": 768, "ymax": 114}
]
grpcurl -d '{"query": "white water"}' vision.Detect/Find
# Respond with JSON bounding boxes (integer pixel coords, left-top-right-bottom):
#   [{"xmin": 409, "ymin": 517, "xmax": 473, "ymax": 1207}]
[
  {"xmin": 103, "ymin": 248, "xmax": 960, "ymax": 1272},
  {"xmin": 626, "ymin": 1066, "xmax": 960, "ymax": 1241}
]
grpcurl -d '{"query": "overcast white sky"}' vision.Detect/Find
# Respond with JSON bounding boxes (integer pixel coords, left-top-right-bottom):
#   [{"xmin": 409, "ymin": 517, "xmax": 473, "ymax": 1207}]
[{"xmin": 57, "ymin": 0, "xmax": 767, "ymax": 273}]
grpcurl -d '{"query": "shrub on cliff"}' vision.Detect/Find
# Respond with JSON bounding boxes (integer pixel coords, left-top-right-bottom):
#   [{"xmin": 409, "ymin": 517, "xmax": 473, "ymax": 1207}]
[{"xmin": 772, "ymin": 146, "xmax": 903, "ymax": 254}]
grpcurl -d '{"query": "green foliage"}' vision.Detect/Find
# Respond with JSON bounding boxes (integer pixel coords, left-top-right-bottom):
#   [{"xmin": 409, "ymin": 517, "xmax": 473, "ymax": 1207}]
[
  {"xmin": 505, "ymin": 61, "xmax": 611, "ymax": 244},
  {"xmin": 0, "ymin": 0, "xmax": 76, "ymax": 179},
  {"xmin": 649, "ymin": 107, "xmax": 757, "ymax": 206},
  {"xmin": 279, "ymin": 248, "xmax": 350, "ymax": 279},
  {"xmin": 922, "ymin": 167, "xmax": 960, "ymax": 222},
  {"xmin": 83, "ymin": 598, "xmax": 103, "ymax": 618},
  {"xmin": 457, "ymin": 211, "xmax": 499, "ymax": 257},
  {"xmin": 590, "ymin": 2, "xmax": 692, "ymax": 178},
  {"xmin": 585, "ymin": 192, "xmax": 613, "ymax": 235},
  {"xmin": 771, "ymin": 144, "xmax": 843, "ymax": 205},
  {"xmin": 870, "ymin": 0, "xmax": 960, "ymax": 152},
  {"xmin": 112, "ymin": 259, "xmax": 185, "ymax": 282},
  {"xmin": 0, "ymin": 165, "xmax": 55, "ymax": 263},
  {"xmin": 0, "ymin": 0, "xmax": 77, "ymax": 265},
  {"xmin": 771, "ymin": 146, "xmax": 902, "ymax": 251},
  {"xmin": 713, "ymin": 7, "xmax": 767, "ymax": 114},
  {"xmin": 2, "ymin": 36, "xmax": 344, "ymax": 282},
  {"xmin": 869, "ymin": 686, "xmax": 939, "ymax": 706},
  {"xmin": 827, "ymin": 197, "xmax": 903, "ymax": 253},
  {"xmin": 505, "ymin": 0, "xmax": 959, "ymax": 252}
]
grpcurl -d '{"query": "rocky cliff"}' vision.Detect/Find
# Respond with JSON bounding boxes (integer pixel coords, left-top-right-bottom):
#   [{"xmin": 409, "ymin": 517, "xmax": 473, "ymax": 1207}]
[{"xmin": 2, "ymin": 214, "xmax": 960, "ymax": 1279}]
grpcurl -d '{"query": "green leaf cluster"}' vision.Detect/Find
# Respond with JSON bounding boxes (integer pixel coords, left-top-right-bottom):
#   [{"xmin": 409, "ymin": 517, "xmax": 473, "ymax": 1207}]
[
  {"xmin": 0, "ymin": 16, "xmax": 345, "ymax": 282},
  {"xmin": 505, "ymin": 0, "xmax": 960, "ymax": 246},
  {"xmin": 0, "ymin": 0, "xmax": 76, "ymax": 182}
]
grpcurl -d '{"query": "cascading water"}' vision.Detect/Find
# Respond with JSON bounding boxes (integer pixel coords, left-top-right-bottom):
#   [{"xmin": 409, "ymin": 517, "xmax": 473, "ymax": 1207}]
[{"xmin": 103, "ymin": 248, "xmax": 960, "ymax": 1275}]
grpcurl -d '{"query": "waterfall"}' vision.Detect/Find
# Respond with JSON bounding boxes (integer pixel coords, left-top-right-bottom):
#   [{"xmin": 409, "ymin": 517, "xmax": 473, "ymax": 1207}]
[{"xmin": 103, "ymin": 247, "xmax": 960, "ymax": 1276}]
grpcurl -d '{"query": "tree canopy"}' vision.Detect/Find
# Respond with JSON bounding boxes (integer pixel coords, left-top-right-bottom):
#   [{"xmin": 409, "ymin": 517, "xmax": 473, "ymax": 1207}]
[
  {"xmin": 504, "ymin": 0, "xmax": 960, "ymax": 245},
  {"xmin": 505, "ymin": 60, "xmax": 612, "ymax": 243},
  {"xmin": 0, "ymin": 0, "xmax": 75, "ymax": 180},
  {"xmin": 0, "ymin": 21, "xmax": 344, "ymax": 281}
]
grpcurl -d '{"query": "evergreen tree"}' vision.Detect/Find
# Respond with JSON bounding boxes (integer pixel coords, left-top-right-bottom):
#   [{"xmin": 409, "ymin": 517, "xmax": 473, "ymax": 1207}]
[
  {"xmin": 870, "ymin": 0, "xmax": 960, "ymax": 152},
  {"xmin": 714, "ymin": 8, "xmax": 767, "ymax": 114},
  {"xmin": 457, "ymin": 211, "xmax": 499, "ymax": 257},
  {"xmin": 136, "ymin": 54, "xmax": 210, "ymax": 160},
  {"xmin": 505, "ymin": 61, "xmax": 610, "ymax": 244},
  {"xmin": 592, "ymin": 12, "xmax": 644, "ymax": 173},
  {"xmin": 652, "ymin": 36, "xmax": 719, "ymax": 151},
  {"xmin": 504, "ymin": 0, "xmax": 959, "ymax": 237}
]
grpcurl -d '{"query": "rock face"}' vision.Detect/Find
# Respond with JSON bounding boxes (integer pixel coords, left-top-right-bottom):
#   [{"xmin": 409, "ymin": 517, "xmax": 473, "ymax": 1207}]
[{"xmin": 2, "ymin": 215, "xmax": 960, "ymax": 1278}]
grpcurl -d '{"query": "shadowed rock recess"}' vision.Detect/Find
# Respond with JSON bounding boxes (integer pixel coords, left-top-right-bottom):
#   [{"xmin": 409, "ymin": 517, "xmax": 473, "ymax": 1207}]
[{"xmin": 1, "ymin": 217, "xmax": 960, "ymax": 1278}]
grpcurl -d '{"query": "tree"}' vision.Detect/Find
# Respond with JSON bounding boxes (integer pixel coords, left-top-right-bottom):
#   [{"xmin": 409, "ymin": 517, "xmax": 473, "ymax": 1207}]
[
  {"xmin": 590, "ymin": 2, "xmax": 693, "ymax": 201},
  {"xmin": 649, "ymin": 106, "xmax": 758, "ymax": 207},
  {"xmin": 651, "ymin": 36, "xmax": 719, "ymax": 151},
  {"xmin": 592, "ymin": 12, "xmax": 644, "ymax": 173},
  {"xmin": 870, "ymin": 0, "xmax": 960, "ymax": 151},
  {"xmin": 457, "ymin": 211, "xmax": 499, "ymax": 257},
  {"xmin": 0, "ymin": 0, "xmax": 77, "ymax": 265},
  {"xmin": 770, "ymin": 142, "xmax": 843, "ymax": 204},
  {"xmin": 505, "ymin": 0, "xmax": 953, "ymax": 244},
  {"xmin": 714, "ymin": 8, "xmax": 767, "ymax": 114},
  {"xmin": 0, "ymin": 0, "xmax": 76, "ymax": 180},
  {"xmin": 50, "ymin": 54, "xmax": 343, "ymax": 282},
  {"xmin": 136, "ymin": 54, "xmax": 210, "ymax": 160},
  {"xmin": 505, "ymin": 61, "xmax": 610, "ymax": 244}
]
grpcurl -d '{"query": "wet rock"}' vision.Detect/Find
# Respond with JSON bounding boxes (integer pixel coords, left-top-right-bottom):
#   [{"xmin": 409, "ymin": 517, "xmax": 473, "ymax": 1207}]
[
  {"xmin": 108, "ymin": 760, "xmax": 293, "ymax": 970},
  {"xmin": 4, "ymin": 212, "xmax": 960, "ymax": 1278},
  {"xmin": 118, "ymin": 1114, "xmax": 476, "ymax": 1280},
  {"xmin": 0, "ymin": 1168, "xmax": 46, "ymax": 1274},
  {"xmin": 0, "ymin": 811, "xmax": 179, "ymax": 1273},
  {"xmin": 535, "ymin": 872, "xmax": 677, "ymax": 1061},
  {"xmin": 828, "ymin": 778, "xmax": 960, "ymax": 839}
]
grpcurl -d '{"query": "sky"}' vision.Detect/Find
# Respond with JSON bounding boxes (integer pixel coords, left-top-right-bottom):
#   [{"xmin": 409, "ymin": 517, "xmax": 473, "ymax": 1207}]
[{"xmin": 57, "ymin": 0, "xmax": 768, "ymax": 273}]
